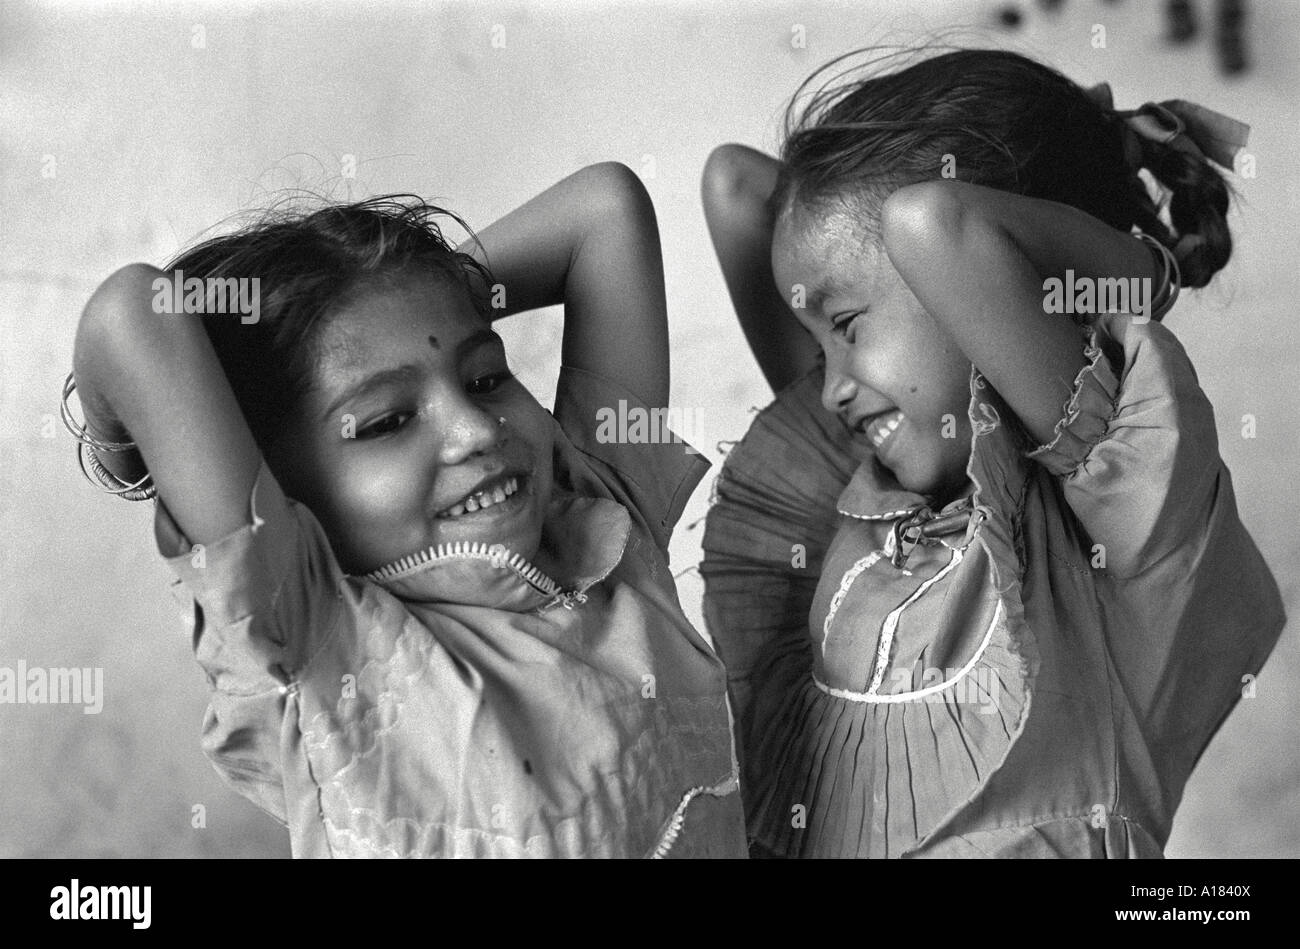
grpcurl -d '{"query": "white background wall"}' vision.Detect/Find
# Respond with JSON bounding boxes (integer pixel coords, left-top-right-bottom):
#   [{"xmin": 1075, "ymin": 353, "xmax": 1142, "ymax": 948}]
[{"xmin": 2, "ymin": 0, "xmax": 1296, "ymax": 857}]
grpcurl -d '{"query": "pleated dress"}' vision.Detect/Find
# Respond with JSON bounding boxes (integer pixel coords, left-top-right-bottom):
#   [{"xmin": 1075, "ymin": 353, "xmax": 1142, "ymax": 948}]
[{"xmin": 701, "ymin": 303, "xmax": 1285, "ymax": 858}]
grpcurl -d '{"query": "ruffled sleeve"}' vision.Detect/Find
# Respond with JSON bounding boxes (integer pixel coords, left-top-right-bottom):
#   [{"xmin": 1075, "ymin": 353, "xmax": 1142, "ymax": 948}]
[
  {"xmin": 1024, "ymin": 331, "xmax": 1120, "ymax": 476},
  {"xmin": 1024, "ymin": 314, "xmax": 1222, "ymax": 578},
  {"xmin": 153, "ymin": 460, "xmax": 349, "ymax": 822},
  {"xmin": 1026, "ymin": 227, "xmax": 1182, "ymax": 476}
]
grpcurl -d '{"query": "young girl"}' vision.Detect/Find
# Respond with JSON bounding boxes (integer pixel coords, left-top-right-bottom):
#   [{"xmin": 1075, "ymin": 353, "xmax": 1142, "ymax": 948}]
[
  {"xmin": 66, "ymin": 164, "xmax": 745, "ymax": 858},
  {"xmin": 699, "ymin": 49, "xmax": 1285, "ymax": 858}
]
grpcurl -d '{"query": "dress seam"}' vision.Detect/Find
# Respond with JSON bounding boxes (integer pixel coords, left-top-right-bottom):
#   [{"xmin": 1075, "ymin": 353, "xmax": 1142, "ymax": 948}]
[{"xmin": 290, "ymin": 685, "xmax": 335, "ymax": 858}]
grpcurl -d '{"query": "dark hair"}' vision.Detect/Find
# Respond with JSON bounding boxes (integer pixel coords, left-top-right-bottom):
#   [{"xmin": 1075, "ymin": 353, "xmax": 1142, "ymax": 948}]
[
  {"xmin": 164, "ymin": 195, "xmax": 493, "ymax": 448},
  {"xmin": 776, "ymin": 48, "xmax": 1233, "ymax": 287}
]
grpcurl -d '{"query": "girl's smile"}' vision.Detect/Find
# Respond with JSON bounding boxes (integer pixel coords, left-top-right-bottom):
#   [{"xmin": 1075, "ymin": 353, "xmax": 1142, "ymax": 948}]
[
  {"xmin": 266, "ymin": 268, "xmax": 555, "ymax": 575},
  {"xmin": 855, "ymin": 407, "xmax": 904, "ymax": 451},
  {"xmin": 434, "ymin": 471, "xmax": 526, "ymax": 520},
  {"xmin": 771, "ymin": 201, "xmax": 973, "ymax": 501}
]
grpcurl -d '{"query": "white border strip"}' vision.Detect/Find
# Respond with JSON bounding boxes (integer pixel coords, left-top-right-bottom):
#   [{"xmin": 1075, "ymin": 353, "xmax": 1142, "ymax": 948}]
[{"xmin": 814, "ymin": 598, "xmax": 1004, "ymax": 704}]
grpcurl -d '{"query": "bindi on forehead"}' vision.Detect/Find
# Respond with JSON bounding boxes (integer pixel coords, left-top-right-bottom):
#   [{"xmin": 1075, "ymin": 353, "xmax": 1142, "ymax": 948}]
[{"xmin": 427, "ymin": 334, "xmax": 439, "ymax": 350}]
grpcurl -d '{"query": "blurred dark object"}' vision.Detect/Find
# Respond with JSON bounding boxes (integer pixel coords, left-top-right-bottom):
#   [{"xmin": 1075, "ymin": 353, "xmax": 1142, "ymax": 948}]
[
  {"xmin": 1167, "ymin": 0, "xmax": 1198, "ymax": 42},
  {"xmin": 1217, "ymin": 0, "xmax": 1248, "ymax": 75},
  {"xmin": 1167, "ymin": 0, "xmax": 1249, "ymax": 75},
  {"xmin": 1002, "ymin": 0, "xmax": 1248, "ymax": 76}
]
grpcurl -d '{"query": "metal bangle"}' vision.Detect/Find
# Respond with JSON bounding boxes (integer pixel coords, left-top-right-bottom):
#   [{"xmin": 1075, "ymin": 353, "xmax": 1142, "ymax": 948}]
[
  {"xmin": 76, "ymin": 441, "xmax": 156, "ymax": 501},
  {"xmin": 60, "ymin": 371, "xmax": 137, "ymax": 453},
  {"xmin": 1135, "ymin": 232, "xmax": 1182, "ymax": 318}
]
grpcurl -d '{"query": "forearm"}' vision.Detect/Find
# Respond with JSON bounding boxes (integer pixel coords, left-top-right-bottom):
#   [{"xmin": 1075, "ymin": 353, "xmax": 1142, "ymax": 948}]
[
  {"xmin": 71, "ymin": 264, "xmax": 261, "ymax": 541},
  {"xmin": 881, "ymin": 181, "xmax": 1157, "ymax": 445},
  {"xmin": 461, "ymin": 162, "xmax": 663, "ymax": 319},
  {"xmin": 701, "ymin": 144, "xmax": 819, "ymax": 393},
  {"xmin": 72, "ymin": 266, "xmax": 164, "ymax": 485},
  {"xmin": 459, "ymin": 162, "xmax": 670, "ymax": 407},
  {"xmin": 885, "ymin": 181, "xmax": 1157, "ymax": 295}
]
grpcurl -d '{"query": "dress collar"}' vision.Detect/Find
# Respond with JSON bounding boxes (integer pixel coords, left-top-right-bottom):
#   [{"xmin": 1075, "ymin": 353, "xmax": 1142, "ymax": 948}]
[
  {"xmin": 835, "ymin": 366, "xmax": 1023, "ymax": 526},
  {"xmin": 836, "ymin": 455, "xmax": 930, "ymax": 520},
  {"xmin": 357, "ymin": 492, "xmax": 632, "ymax": 611}
]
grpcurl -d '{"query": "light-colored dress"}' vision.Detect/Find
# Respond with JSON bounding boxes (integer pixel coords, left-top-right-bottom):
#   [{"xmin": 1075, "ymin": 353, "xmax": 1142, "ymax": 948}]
[
  {"xmin": 702, "ymin": 300, "xmax": 1285, "ymax": 858},
  {"xmin": 155, "ymin": 366, "xmax": 746, "ymax": 858}
]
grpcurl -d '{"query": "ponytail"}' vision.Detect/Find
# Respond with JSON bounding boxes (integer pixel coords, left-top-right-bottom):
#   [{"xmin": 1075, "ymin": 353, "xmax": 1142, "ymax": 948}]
[{"xmin": 1132, "ymin": 132, "xmax": 1235, "ymax": 289}]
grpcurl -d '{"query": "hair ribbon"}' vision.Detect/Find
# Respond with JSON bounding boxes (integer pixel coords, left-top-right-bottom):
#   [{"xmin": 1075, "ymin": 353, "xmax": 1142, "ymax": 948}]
[{"xmin": 1084, "ymin": 82, "xmax": 1250, "ymax": 170}]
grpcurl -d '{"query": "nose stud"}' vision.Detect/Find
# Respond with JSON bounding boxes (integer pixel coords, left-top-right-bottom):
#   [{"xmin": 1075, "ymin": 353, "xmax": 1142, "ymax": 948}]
[{"xmin": 497, "ymin": 416, "xmax": 506, "ymax": 426}]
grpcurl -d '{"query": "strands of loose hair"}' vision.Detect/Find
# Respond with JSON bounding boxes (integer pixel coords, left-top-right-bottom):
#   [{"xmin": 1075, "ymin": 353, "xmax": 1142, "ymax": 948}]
[{"xmin": 774, "ymin": 45, "xmax": 1234, "ymax": 287}]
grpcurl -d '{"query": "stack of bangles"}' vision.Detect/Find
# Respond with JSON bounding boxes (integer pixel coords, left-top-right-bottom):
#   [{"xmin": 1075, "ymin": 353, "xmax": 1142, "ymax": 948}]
[
  {"xmin": 60, "ymin": 370, "xmax": 157, "ymax": 502},
  {"xmin": 1134, "ymin": 231, "xmax": 1183, "ymax": 318}
]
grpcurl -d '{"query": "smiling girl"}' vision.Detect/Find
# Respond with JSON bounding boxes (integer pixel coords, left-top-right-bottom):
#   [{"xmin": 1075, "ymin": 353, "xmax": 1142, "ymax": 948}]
[
  {"xmin": 699, "ymin": 49, "xmax": 1284, "ymax": 858},
  {"xmin": 67, "ymin": 164, "xmax": 745, "ymax": 858}
]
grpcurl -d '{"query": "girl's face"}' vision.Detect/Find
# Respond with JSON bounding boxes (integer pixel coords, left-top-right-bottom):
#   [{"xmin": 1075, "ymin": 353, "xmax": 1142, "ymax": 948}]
[
  {"xmin": 267, "ymin": 268, "xmax": 554, "ymax": 575},
  {"xmin": 772, "ymin": 201, "xmax": 973, "ymax": 501}
]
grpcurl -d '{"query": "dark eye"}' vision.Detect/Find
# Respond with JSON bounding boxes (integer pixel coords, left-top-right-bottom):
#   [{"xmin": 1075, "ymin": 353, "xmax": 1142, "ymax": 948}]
[
  {"xmin": 831, "ymin": 310, "xmax": 866, "ymax": 342},
  {"xmin": 467, "ymin": 370, "xmax": 514, "ymax": 395},
  {"xmin": 358, "ymin": 413, "xmax": 409, "ymax": 439}
]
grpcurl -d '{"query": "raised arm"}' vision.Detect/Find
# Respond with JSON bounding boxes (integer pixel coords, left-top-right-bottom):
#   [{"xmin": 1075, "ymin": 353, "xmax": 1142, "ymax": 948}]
[
  {"xmin": 459, "ymin": 162, "xmax": 670, "ymax": 409},
  {"xmin": 71, "ymin": 264, "xmax": 263, "ymax": 545},
  {"xmin": 880, "ymin": 180, "xmax": 1160, "ymax": 448},
  {"xmin": 701, "ymin": 144, "xmax": 821, "ymax": 394}
]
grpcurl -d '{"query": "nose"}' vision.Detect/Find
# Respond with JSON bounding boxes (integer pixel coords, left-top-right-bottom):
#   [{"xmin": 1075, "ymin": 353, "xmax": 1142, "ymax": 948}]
[
  {"xmin": 435, "ymin": 395, "xmax": 503, "ymax": 467},
  {"xmin": 820, "ymin": 350, "xmax": 858, "ymax": 415}
]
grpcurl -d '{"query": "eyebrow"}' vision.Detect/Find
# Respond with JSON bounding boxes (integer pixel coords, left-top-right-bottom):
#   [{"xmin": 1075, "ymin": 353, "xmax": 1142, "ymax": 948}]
[
  {"xmin": 320, "ymin": 365, "xmax": 420, "ymax": 423},
  {"xmin": 318, "ymin": 329, "xmax": 503, "ymax": 423},
  {"xmin": 456, "ymin": 328, "xmax": 501, "ymax": 361},
  {"xmin": 807, "ymin": 281, "xmax": 847, "ymax": 313}
]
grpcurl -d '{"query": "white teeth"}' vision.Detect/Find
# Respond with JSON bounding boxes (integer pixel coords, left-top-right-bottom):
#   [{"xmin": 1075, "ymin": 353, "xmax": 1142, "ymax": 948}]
[
  {"xmin": 866, "ymin": 410, "xmax": 904, "ymax": 448},
  {"xmin": 438, "ymin": 476, "xmax": 522, "ymax": 519}
]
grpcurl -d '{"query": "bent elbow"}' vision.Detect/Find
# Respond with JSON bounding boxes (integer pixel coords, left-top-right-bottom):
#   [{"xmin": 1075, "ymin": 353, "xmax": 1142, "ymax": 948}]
[
  {"xmin": 702, "ymin": 144, "xmax": 778, "ymax": 224},
  {"xmin": 76, "ymin": 263, "xmax": 167, "ymax": 366},
  {"xmin": 880, "ymin": 181, "xmax": 971, "ymax": 267},
  {"xmin": 702, "ymin": 144, "xmax": 751, "ymax": 202},
  {"xmin": 581, "ymin": 160, "xmax": 655, "ymax": 222}
]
